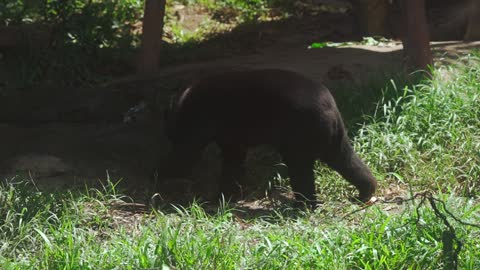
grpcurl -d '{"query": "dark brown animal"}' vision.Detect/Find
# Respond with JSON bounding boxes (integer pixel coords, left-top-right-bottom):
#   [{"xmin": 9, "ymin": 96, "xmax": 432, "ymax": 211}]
[{"xmin": 164, "ymin": 69, "xmax": 377, "ymax": 206}]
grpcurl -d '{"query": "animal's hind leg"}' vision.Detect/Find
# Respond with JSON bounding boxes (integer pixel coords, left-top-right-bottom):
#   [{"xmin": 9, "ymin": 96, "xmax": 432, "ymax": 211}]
[
  {"xmin": 282, "ymin": 151, "xmax": 317, "ymax": 207},
  {"xmin": 218, "ymin": 144, "xmax": 247, "ymax": 200}
]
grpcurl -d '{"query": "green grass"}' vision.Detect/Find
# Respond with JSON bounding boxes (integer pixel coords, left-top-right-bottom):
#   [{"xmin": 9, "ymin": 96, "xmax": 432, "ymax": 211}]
[
  {"xmin": 353, "ymin": 55, "xmax": 480, "ymax": 195},
  {"xmin": 2, "ymin": 55, "xmax": 480, "ymax": 269},
  {"xmin": 0, "ymin": 180, "xmax": 479, "ymax": 269}
]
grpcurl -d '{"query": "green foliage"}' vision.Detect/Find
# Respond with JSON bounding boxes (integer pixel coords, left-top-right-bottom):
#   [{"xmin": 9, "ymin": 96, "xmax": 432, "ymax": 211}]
[
  {"xmin": 1, "ymin": 0, "xmax": 143, "ymax": 49},
  {"xmin": 217, "ymin": 0, "xmax": 268, "ymax": 21},
  {"xmin": 0, "ymin": 0, "xmax": 23, "ymax": 25},
  {"xmin": 1, "ymin": 0, "xmax": 143, "ymax": 89},
  {"xmin": 175, "ymin": 0, "xmax": 293, "ymax": 24},
  {"xmin": 53, "ymin": 0, "xmax": 141, "ymax": 49},
  {"xmin": 349, "ymin": 57, "xmax": 480, "ymax": 195},
  {"xmin": 309, "ymin": 37, "xmax": 398, "ymax": 49}
]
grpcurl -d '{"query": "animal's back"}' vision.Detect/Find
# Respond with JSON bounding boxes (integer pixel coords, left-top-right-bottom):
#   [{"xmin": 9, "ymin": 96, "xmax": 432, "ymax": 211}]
[
  {"xmin": 173, "ymin": 69, "xmax": 342, "ymax": 145},
  {"xmin": 183, "ymin": 69, "xmax": 326, "ymax": 110}
]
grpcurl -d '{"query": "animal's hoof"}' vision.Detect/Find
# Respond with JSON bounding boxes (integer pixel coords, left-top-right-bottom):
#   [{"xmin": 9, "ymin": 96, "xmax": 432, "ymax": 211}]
[
  {"xmin": 354, "ymin": 196, "xmax": 378, "ymax": 205},
  {"xmin": 350, "ymin": 195, "xmax": 377, "ymax": 205},
  {"xmin": 362, "ymin": 196, "xmax": 377, "ymax": 205}
]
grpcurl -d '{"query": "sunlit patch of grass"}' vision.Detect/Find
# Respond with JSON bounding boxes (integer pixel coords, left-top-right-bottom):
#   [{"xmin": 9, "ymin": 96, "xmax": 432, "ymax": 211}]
[
  {"xmin": 1, "ymin": 178, "xmax": 479, "ymax": 269},
  {"xmin": 353, "ymin": 56, "xmax": 480, "ymax": 196}
]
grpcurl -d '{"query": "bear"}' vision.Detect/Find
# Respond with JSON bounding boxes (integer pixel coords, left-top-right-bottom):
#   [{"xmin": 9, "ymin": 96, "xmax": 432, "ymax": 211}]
[{"xmin": 163, "ymin": 68, "xmax": 377, "ymax": 207}]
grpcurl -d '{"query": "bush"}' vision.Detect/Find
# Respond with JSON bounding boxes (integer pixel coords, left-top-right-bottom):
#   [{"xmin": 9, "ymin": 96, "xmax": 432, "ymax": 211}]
[{"xmin": 1, "ymin": 0, "xmax": 143, "ymax": 50}]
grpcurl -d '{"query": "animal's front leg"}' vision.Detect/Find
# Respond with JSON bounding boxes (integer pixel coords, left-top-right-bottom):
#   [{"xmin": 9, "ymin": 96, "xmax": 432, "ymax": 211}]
[
  {"xmin": 282, "ymin": 152, "xmax": 317, "ymax": 208},
  {"xmin": 218, "ymin": 144, "xmax": 247, "ymax": 201}
]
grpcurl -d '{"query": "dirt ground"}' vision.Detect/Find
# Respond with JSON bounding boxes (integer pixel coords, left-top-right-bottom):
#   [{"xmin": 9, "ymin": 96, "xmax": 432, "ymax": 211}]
[{"xmin": 1, "ymin": 12, "xmax": 480, "ymax": 205}]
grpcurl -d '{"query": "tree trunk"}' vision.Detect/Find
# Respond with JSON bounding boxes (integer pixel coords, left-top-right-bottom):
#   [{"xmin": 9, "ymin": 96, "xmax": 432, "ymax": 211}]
[
  {"xmin": 464, "ymin": 0, "xmax": 480, "ymax": 41},
  {"xmin": 400, "ymin": 0, "xmax": 433, "ymax": 72},
  {"xmin": 137, "ymin": 0, "xmax": 166, "ymax": 74}
]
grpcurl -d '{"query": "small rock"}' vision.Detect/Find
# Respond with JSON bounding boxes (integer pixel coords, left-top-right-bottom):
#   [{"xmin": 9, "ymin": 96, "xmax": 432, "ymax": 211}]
[{"xmin": 7, "ymin": 154, "xmax": 71, "ymax": 178}]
